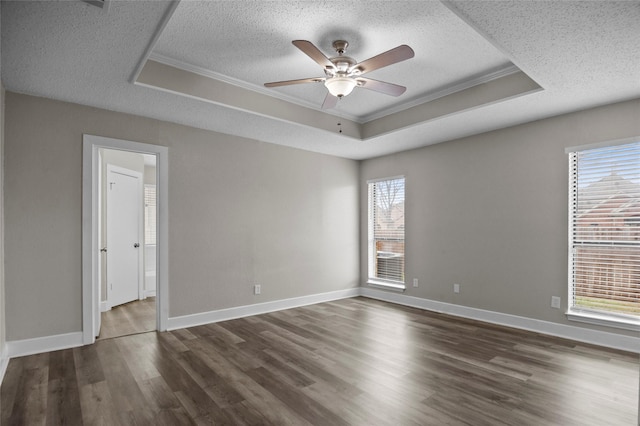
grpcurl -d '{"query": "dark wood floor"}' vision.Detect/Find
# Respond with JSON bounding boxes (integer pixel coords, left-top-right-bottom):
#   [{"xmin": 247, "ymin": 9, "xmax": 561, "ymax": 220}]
[
  {"xmin": 1, "ymin": 297, "xmax": 638, "ymax": 425},
  {"xmin": 98, "ymin": 297, "xmax": 156, "ymax": 340}
]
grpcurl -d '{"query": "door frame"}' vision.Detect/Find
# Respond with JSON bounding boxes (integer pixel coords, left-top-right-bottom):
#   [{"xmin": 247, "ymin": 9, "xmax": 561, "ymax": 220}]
[
  {"xmin": 105, "ymin": 164, "xmax": 144, "ymax": 307},
  {"xmin": 82, "ymin": 134, "xmax": 169, "ymax": 344}
]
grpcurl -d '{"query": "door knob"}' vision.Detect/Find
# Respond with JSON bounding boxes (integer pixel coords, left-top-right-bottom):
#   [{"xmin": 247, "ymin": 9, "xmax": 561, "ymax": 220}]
[{"xmin": 134, "ymin": 243, "xmax": 140, "ymax": 248}]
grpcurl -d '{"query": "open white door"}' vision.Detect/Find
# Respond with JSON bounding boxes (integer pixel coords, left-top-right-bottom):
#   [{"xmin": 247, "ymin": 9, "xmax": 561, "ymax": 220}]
[{"xmin": 106, "ymin": 165, "xmax": 143, "ymax": 308}]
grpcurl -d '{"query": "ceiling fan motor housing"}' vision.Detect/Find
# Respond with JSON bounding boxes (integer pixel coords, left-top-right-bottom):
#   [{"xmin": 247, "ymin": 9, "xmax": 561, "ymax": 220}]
[{"xmin": 326, "ymin": 56, "xmax": 357, "ymax": 76}]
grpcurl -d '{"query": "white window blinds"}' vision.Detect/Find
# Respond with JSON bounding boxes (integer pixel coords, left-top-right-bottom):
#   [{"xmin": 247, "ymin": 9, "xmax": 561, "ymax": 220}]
[
  {"xmin": 569, "ymin": 141, "xmax": 640, "ymax": 318},
  {"xmin": 144, "ymin": 185, "xmax": 157, "ymax": 245},
  {"xmin": 368, "ymin": 177, "xmax": 405, "ymax": 284}
]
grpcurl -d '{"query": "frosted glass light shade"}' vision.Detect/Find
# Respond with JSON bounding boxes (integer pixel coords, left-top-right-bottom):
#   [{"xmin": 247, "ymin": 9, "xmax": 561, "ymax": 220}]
[{"xmin": 324, "ymin": 77, "xmax": 357, "ymax": 98}]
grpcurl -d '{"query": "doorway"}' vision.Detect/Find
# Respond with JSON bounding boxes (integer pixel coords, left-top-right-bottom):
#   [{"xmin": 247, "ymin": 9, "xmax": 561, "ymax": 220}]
[
  {"xmin": 98, "ymin": 155, "xmax": 153, "ymax": 339},
  {"xmin": 82, "ymin": 135, "xmax": 168, "ymax": 345}
]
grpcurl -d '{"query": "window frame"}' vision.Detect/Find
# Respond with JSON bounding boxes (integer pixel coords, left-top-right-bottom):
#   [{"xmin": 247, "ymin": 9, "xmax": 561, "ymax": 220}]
[
  {"xmin": 367, "ymin": 176, "xmax": 406, "ymax": 291},
  {"xmin": 566, "ymin": 137, "xmax": 640, "ymax": 331}
]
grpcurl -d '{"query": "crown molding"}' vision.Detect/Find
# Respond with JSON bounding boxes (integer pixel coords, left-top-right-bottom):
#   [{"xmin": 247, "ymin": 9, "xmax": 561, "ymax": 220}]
[
  {"xmin": 130, "ymin": 2, "xmax": 181, "ymax": 84},
  {"xmin": 361, "ymin": 64, "xmax": 521, "ymax": 123},
  {"xmin": 146, "ymin": 53, "xmax": 363, "ymax": 123},
  {"xmin": 146, "ymin": 53, "xmax": 521, "ymax": 126}
]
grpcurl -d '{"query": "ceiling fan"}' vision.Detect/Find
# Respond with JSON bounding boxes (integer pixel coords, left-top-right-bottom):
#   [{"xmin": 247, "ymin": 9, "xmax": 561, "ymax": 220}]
[{"xmin": 264, "ymin": 40, "xmax": 415, "ymax": 109}]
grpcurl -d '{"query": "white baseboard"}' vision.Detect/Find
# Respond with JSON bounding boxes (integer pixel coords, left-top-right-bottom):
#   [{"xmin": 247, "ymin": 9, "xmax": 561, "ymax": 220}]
[
  {"xmin": 1, "ymin": 285, "xmax": 637, "ymax": 374},
  {"xmin": 6, "ymin": 332, "xmax": 84, "ymax": 358},
  {"xmin": 0, "ymin": 345, "xmax": 9, "ymax": 384},
  {"xmin": 167, "ymin": 287, "xmax": 360, "ymax": 331},
  {"xmin": 360, "ymin": 288, "xmax": 640, "ymax": 353},
  {"xmin": 144, "ymin": 289, "xmax": 156, "ymax": 298},
  {"xmin": 100, "ymin": 300, "xmax": 111, "ymax": 312}
]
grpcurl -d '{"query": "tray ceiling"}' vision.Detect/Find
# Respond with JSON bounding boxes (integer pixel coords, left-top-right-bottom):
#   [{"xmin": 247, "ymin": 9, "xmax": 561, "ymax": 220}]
[{"xmin": 2, "ymin": 1, "xmax": 639, "ymax": 159}]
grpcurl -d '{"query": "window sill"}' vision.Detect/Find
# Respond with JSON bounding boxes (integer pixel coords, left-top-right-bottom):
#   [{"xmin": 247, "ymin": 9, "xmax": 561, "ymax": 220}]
[
  {"xmin": 566, "ymin": 309, "xmax": 640, "ymax": 332},
  {"xmin": 366, "ymin": 280, "xmax": 405, "ymax": 292}
]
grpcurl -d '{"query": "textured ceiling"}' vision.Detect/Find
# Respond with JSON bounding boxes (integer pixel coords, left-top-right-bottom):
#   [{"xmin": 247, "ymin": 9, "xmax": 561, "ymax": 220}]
[
  {"xmin": 151, "ymin": 0, "xmax": 513, "ymax": 121},
  {"xmin": 2, "ymin": 1, "xmax": 639, "ymax": 160}
]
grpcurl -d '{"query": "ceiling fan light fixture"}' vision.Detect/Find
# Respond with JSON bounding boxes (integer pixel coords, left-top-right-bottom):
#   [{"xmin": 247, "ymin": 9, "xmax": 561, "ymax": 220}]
[
  {"xmin": 324, "ymin": 76, "xmax": 357, "ymax": 98},
  {"xmin": 264, "ymin": 40, "xmax": 414, "ymax": 108}
]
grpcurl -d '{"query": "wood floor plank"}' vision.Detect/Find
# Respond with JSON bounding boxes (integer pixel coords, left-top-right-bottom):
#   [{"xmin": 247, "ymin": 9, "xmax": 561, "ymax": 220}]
[
  {"xmin": 299, "ymin": 381, "xmax": 386, "ymax": 426},
  {"xmin": 348, "ymin": 390, "xmax": 438, "ymax": 426},
  {"xmin": 45, "ymin": 349, "xmax": 83, "ymax": 426},
  {"xmin": 7, "ymin": 363, "xmax": 49, "ymax": 425},
  {"xmin": 222, "ymin": 400, "xmax": 275, "ymax": 426},
  {"xmin": 182, "ymin": 337, "xmax": 314, "ymax": 426},
  {"xmin": 177, "ymin": 350, "xmax": 245, "ymax": 407},
  {"xmin": 115, "ymin": 332, "xmax": 163, "ymax": 382},
  {"xmin": 98, "ymin": 297, "xmax": 156, "ymax": 340},
  {"xmin": 78, "ymin": 381, "xmax": 122, "ymax": 426},
  {"xmin": 95, "ymin": 339, "xmax": 156, "ymax": 425},
  {"xmin": 2, "ymin": 297, "xmax": 638, "ymax": 425},
  {"xmin": 258, "ymin": 334, "xmax": 363, "ymax": 396},
  {"xmin": 1, "ymin": 356, "xmax": 25, "ymax": 424},
  {"xmin": 245, "ymin": 366, "xmax": 350, "ymax": 426},
  {"xmin": 72, "ymin": 344, "xmax": 106, "ymax": 388}
]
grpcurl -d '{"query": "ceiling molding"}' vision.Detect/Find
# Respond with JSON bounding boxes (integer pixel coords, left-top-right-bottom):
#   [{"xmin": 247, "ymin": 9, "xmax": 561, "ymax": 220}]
[
  {"xmin": 361, "ymin": 64, "xmax": 522, "ymax": 123},
  {"xmin": 146, "ymin": 53, "xmax": 522, "ymax": 127},
  {"xmin": 129, "ymin": 1, "xmax": 181, "ymax": 84},
  {"xmin": 135, "ymin": 59, "xmax": 363, "ymax": 140},
  {"xmin": 137, "ymin": 59, "xmax": 542, "ymax": 143},
  {"xmin": 362, "ymin": 70, "xmax": 543, "ymax": 140},
  {"xmin": 147, "ymin": 52, "xmax": 363, "ymax": 123}
]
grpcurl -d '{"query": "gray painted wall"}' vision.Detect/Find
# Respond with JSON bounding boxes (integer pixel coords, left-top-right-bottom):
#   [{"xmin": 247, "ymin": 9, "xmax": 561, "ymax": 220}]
[
  {"xmin": 4, "ymin": 92, "xmax": 359, "ymax": 340},
  {"xmin": 0, "ymin": 83, "xmax": 6, "ymax": 360},
  {"xmin": 360, "ymin": 98, "xmax": 640, "ymax": 339},
  {"xmin": 0, "ymin": 5, "xmax": 6, "ymax": 363},
  {"xmin": 4, "ymin": 88, "xmax": 638, "ymax": 344}
]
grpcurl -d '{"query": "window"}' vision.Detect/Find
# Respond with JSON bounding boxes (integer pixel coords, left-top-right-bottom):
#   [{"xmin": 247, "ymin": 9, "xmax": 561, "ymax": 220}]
[
  {"xmin": 568, "ymin": 140, "xmax": 640, "ymax": 329},
  {"xmin": 368, "ymin": 177, "xmax": 405, "ymax": 289},
  {"xmin": 144, "ymin": 184, "xmax": 157, "ymax": 245}
]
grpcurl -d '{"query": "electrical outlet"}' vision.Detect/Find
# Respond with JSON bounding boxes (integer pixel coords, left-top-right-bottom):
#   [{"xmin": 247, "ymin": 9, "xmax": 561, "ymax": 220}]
[
  {"xmin": 453, "ymin": 283, "xmax": 460, "ymax": 293},
  {"xmin": 413, "ymin": 278, "xmax": 419, "ymax": 288},
  {"xmin": 551, "ymin": 296, "xmax": 561, "ymax": 309},
  {"xmin": 254, "ymin": 284, "xmax": 261, "ymax": 295}
]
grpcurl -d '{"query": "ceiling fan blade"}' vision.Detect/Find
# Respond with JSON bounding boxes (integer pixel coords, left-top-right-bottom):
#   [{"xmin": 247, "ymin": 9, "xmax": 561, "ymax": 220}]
[
  {"xmin": 292, "ymin": 40, "xmax": 334, "ymax": 69},
  {"xmin": 321, "ymin": 92, "xmax": 338, "ymax": 109},
  {"xmin": 352, "ymin": 45, "xmax": 414, "ymax": 75},
  {"xmin": 356, "ymin": 77, "xmax": 407, "ymax": 96},
  {"xmin": 264, "ymin": 77, "xmax": 324, "ymax": 88}
]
